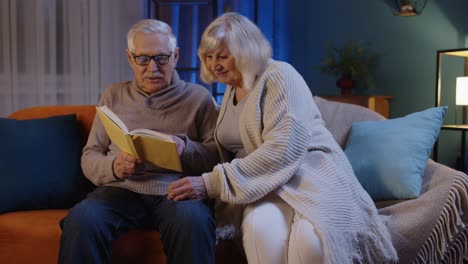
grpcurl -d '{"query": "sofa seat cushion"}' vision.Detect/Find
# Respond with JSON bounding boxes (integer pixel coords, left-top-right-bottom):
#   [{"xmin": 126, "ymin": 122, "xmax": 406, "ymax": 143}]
[
  {"xmin": 0, "ymin": 210, "xmax": 166, "ymax": 263},
  {"xmin": 0, "ymin": 209, "xmax": 247, "ymax": 264},
  {"xmin": 0, "ymin": 210, "xmax": 68, "ymax": 263}
]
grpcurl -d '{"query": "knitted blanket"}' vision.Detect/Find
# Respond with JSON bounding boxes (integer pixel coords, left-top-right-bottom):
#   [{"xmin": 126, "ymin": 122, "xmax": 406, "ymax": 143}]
[
  {"xmin": 378, "ymin": 160, "xmax": 468, "ymax": 263},
  {"xmin": 314, "ymin": 96, "xmax": 468, "ymax": 263}
]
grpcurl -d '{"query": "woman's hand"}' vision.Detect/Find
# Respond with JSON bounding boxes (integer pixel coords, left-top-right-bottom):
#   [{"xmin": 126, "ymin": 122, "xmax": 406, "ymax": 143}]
[{"xmin": 167, "ymin": 177, "xmax": 208, "ymax": 201}]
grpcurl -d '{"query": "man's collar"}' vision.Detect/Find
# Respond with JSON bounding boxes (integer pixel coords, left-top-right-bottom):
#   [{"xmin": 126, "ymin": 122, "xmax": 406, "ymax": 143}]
[{"xmin": 131, "ymin": 71, "xmax": 181, "ymax": 97}]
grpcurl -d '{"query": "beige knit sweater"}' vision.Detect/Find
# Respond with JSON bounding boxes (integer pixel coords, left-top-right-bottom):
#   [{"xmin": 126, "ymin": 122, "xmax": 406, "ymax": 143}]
[
  {"xmin": 202, "ymin": 60, "xmax": 398, "ymax": 264},
  {"xmin": 82, "ymin": 72, "xmax": 219, "ymax": 195}
]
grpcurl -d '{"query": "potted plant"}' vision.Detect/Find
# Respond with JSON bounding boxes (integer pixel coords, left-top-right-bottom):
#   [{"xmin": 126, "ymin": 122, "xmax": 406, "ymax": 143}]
[{"xmin": 319, "ymin": 38, "xmax": 379, "ymax": 95}]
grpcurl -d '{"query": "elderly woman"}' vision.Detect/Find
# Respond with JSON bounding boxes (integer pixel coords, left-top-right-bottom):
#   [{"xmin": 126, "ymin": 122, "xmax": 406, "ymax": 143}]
[{"xmin": 168, "ymin": 12, "xmax": 398, "ymax": 264}]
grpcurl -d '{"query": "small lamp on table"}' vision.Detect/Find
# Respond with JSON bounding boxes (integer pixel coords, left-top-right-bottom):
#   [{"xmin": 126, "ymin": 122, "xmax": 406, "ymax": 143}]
[{"xmin": 456, "ymin": 77, "xmax": 468, "ymax": 124}]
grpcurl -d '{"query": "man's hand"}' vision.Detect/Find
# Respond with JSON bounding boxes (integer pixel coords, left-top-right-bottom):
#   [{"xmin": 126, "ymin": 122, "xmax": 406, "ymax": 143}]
[
  {"xmin": 167, "ymin": 177, "xmax": 208, "ymax": 201},
  {"xmin": 171, "ymin": 135, "xmax": 186, "ymax": 156},
  {"xmin": 113, "ymin": 152, "xmax": 142, "ymax": 179}
]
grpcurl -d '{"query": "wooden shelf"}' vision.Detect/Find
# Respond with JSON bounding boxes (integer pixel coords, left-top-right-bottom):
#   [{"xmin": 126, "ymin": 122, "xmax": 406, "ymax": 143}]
[
  {"xmin": 441, "ymin": 124, "xmax": 468, "ymax": 130},
  {"xmin": 434, "ymin": 48, "xmax": 468, "ymax": 171},
  {"xmin": 319, "ymin": 95, "xmax": 394, "ymax": 118}
]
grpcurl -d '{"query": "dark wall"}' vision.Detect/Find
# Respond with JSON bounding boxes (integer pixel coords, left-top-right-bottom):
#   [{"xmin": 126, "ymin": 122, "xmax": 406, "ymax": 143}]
[{"xmin": 278, "ymin": 0, "xmax": 468, "ymax": 169}]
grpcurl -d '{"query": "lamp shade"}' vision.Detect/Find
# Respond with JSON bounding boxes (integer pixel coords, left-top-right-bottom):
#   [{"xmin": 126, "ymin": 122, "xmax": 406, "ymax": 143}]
[
  {"xmin": 456, "ymin": 77, "xmax": 468, "ymax": 106},
  {"xmin": 384, "ymin": 0, "xmax": 428, "ymax": 16}
]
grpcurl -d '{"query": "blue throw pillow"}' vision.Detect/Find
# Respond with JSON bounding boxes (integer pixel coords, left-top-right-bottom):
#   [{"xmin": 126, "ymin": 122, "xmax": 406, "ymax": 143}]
[
  {"xmin": 344, "ymin": 106, "xmax": 447, "ymax": 201},
  {"xmin": 0, "ymin": 114, "xmax": 94, "ymax": 213}
]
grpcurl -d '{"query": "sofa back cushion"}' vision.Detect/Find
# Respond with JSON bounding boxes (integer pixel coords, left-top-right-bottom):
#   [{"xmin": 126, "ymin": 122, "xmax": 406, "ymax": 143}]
[
  {"xmin": 313, "ymin": 96, "xmax": 385, "ymax": 149},
  {"xmin": 314, "ymin": 97, "xmax": 447, "ymax": 201},
  {"xmin": 344, "ymin": 106, "xmax": 447, "ymax": 201},
  {"xmin": 1, "ymin": 105, "xmax": 97, "ymax": 213}
]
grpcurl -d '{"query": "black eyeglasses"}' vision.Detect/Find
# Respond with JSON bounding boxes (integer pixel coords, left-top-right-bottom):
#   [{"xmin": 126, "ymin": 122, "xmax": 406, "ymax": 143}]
[{"xmin": 131, "ymin": 52, "xmax": 172, "ymax": 66}]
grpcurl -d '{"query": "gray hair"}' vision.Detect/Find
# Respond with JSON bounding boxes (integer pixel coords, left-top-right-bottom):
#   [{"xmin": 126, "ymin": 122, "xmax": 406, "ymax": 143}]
[
  {"xmin": 198, "ymin": 12, "xmax": 272, "ymax": 90},
  {"xmin": 127, "ymin": 19, "xmax": 177, "ymax": 53}
]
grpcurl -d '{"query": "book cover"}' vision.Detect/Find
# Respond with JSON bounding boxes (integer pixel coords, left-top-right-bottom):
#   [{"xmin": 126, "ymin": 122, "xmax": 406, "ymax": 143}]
[{"xmin": 95, "ymin": 106, "xmax": 183, "ymax": 172}]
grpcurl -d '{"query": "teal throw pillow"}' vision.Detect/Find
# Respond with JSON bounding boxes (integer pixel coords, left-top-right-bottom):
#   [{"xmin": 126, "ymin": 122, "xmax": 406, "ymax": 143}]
[
  {"xmin": 344, "ymin": 106, "xmax": 447, "ymax": 201},
  {"xmin": 0, "ymin": 114, "xmax": 94, "ymax": 213}
]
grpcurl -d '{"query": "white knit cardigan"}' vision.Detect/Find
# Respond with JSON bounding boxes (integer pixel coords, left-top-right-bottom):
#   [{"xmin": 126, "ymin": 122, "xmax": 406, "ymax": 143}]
[{"xmin": 202, "ymin": 60, "xmax": 398, "ymax": 264}]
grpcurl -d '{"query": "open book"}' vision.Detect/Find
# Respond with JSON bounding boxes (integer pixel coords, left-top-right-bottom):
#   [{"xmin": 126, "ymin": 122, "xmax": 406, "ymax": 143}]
[{"xmin": 95, "ymin": 105, "xmax": 183, "ymax": 172}]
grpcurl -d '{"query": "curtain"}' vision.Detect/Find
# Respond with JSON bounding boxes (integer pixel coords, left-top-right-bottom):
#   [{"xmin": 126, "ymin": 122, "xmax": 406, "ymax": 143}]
[
  {"xmin": 0, "ymin": 0, "xmax": 146, "ymax": 117},
  {"xmin": 150, "ymin": 0, "xmax": 257, "ymax": 104}
]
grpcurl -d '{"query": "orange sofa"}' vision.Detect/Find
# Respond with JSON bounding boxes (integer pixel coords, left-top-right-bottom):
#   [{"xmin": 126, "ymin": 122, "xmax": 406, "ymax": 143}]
[
  {"xmin": 2, "ymin": 101, "xmax": 467, "ymax": 263},
  {"xmin": 0, "ymin": 105, "xmax": 246, "ymax": 264}
]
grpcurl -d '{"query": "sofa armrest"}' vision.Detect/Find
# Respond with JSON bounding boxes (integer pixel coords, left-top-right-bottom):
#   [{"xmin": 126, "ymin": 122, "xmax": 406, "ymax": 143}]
[{"xmin": 378, "ymin": 159, "xmax": 468, "ymax": 263}]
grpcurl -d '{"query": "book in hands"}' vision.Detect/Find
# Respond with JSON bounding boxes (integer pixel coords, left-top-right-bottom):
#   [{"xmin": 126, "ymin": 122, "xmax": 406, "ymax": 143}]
[{"xmin": 95, "ymin": 105, "xmax": 183, "ymax": 172}]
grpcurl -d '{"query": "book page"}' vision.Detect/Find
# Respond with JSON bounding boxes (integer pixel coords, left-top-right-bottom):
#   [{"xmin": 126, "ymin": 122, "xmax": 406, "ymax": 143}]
[
  {"xmin": 130, "ymin": 128, "xmax": 174, "ymax": 142},
  {"xmin": 131, "ymin": 134, "xmax": 183, "ymax": 172},
  {"xmin": 95, "ymin": 106, "xmax": 139, "ymax": 158},
  {"xmin": 97, "ymin": 105, "xmax": 129, "ymax": 134}
]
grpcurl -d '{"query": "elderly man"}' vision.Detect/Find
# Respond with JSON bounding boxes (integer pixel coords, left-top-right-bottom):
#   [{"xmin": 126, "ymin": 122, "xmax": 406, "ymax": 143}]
[{"xmin": 58, "ymin": 19, "xmax": 219, "ymax": 264}]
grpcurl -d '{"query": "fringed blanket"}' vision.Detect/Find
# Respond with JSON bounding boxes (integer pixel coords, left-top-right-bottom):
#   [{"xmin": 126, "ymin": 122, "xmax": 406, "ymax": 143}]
[
  {"xmin": 377, "ymin": 160, "xmax": 468, "ymax": 263},
  {"xmin": 313, "ymin": 96, "xmax": 467, "ymax": 263}
]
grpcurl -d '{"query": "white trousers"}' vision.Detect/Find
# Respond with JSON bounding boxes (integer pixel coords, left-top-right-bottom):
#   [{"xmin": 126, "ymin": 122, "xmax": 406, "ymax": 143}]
[{"xmin": 241, "ymin": 193, "xmax": 324, "ymax": 264}]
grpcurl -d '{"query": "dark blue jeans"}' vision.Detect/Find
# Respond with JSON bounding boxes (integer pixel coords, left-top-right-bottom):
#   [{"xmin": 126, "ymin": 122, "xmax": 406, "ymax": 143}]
[{"xmin": 58, "ymin": 186, "xmax": 215, "ymax": 264}]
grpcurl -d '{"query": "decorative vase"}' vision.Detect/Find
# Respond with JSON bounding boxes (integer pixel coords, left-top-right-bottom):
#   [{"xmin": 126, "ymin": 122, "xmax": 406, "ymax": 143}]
[{"xmin": 336, "ymin": 74, "xmax": 356, "ymax": 95}]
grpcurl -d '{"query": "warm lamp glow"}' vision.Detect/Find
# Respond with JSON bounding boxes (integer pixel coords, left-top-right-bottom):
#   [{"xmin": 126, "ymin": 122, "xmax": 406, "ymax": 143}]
[
  {"xmin": 456, "ymin": 77, "xmax": 468, "ymax": 106},
  {"xmin": 384, "ymin": 0, "xmax": 428, "ymax": 17}
]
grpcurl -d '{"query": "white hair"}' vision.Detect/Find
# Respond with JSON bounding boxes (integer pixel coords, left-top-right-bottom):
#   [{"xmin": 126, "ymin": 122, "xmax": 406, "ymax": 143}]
[
  {"xmin": 127, "ymin": 19, "xmax": 177, "ymax": 53},
  {"xmin": 198, "ymin": 12, "xmax": 272, "ymax": 90}
]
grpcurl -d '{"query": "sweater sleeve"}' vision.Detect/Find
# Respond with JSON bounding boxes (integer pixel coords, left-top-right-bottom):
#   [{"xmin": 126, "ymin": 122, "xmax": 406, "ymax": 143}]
[
  {"xmin": 179, "ymin": 95, "xmax": 220, "ymax": 175},
  {"xmin": 203, "ymin": 63, "xmax": 322, "ymax": 204},
  {"xmin": 81, "ymin": 88, "xmax": 122, "ymax": 186}
]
